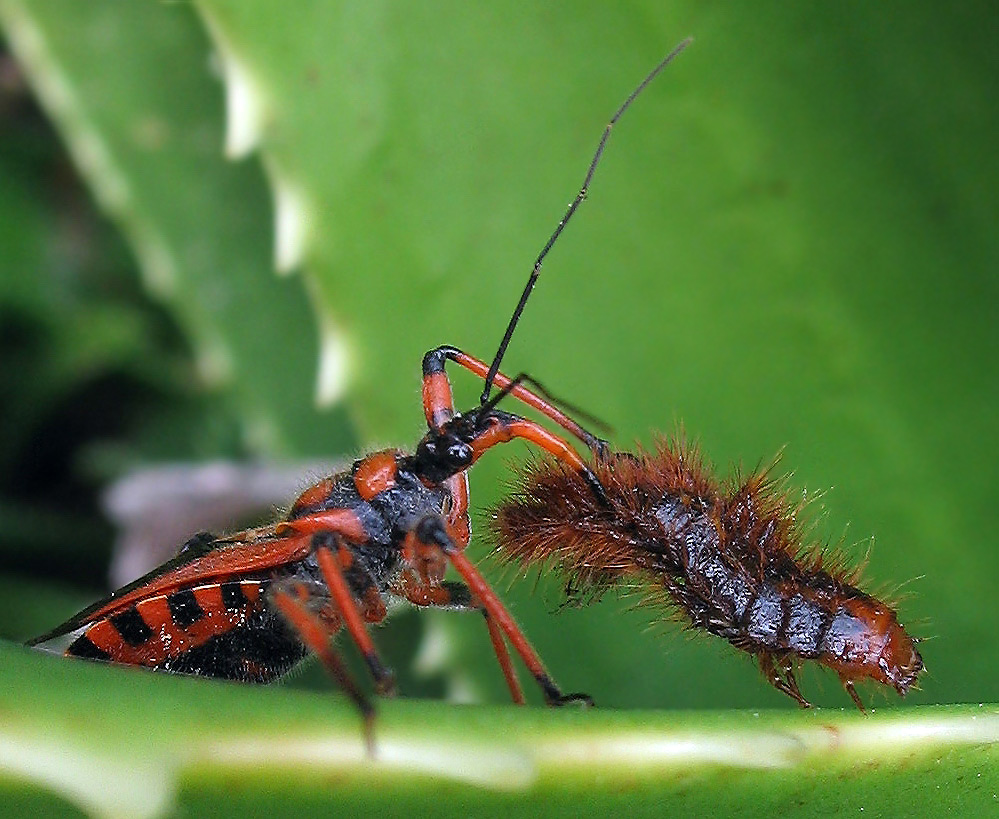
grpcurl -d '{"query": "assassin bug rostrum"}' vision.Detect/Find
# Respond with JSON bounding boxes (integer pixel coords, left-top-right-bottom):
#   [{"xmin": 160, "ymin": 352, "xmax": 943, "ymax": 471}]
[{"xmin": 30, "ymin": 39, "xmax": 695, "ymax": 744}]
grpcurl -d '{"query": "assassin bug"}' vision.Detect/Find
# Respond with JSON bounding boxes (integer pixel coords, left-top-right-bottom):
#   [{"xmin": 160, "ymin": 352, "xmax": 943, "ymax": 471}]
[{"xmin": 30, "ymin": 39, "xmax": 694, "ymax": 740}]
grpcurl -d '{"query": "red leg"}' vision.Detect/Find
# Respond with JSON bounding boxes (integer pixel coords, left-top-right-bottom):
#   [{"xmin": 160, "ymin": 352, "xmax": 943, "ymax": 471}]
[
  {"xmin": 397, "ymin": 510, "xmax": 536, "ymax": 705},
  {"xmin": 482, "ymin": 609, "xmax": 525, "ymax": 705},
  {"xmin": 470, "ymin": 418, "xmax": 588, "ymax": 473},
  {"xmin": 422, "ymin": 355, "xmax": 457, "ymax": 430},
  {"xmin": 415, "ymin": 358, "xmax": 470, "ymax": 541},
  {"xmin": 423, "ymin": 346, "xmax": 602, "ymax": 450},
  {"xmin": 314, "ymin": 539, "xmax": 396, "ymax": 695},
  {"xmin": 271, "ymin": 585, "xmax": 375, "ymax": 754},
  {"xmin": 276, "ymin": 507, "xmax": 368, "ymax": 541},
  {"xmin": 469, "ymin": 416, "xmax": 608, "ymax": 505},
  {"xmin": 409, "ymin": 515, "xmax": 591, "ymax": 707},
  {"xmin": 392, "ymin": 572, "xmax": 526, "ymax": 706},
  {"xmin": 279, "ymin": 512, "xmax": 397, "ymax": 695},
  {"xmin": 443, "ymin": 472, "xmax": 471, "ymax": 547}
]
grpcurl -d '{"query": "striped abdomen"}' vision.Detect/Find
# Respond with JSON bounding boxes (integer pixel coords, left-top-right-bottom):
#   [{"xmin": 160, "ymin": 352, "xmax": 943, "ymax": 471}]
[{"xmin": 42, "ymin": 580, "xmax": 306, "ymax": 683}]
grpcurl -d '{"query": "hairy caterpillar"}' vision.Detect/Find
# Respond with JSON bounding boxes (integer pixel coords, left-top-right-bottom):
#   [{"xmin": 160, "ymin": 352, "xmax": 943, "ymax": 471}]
[{"xmin": 490, "ymin": 440, "xmax": 924, "ymax": 709}]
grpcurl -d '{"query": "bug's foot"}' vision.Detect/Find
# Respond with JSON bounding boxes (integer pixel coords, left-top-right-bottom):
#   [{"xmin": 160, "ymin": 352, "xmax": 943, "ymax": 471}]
[
  {"xmin": 374, "ymin": 672, "xmax": 398, "ymax": 697},
  {"xmin": 551, "ymin": 692, "xmax": 594, "ymax": 707}
]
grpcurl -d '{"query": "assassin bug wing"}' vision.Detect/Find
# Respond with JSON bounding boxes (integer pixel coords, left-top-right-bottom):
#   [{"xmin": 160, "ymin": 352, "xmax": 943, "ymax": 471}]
[
  {"xmin": 29, "ymin": 578, "xmax": 300, "ymax": 683},
  {"xmin": 30, "ymin": 525, "xmax": 326, "ymax": 683},
  {"xmin": 28, "ymin": 531, "xmax": 221, "ymax": 647},
  {"xmin": 29, "ymin": 525, "xmax": 311, "ymax": 649}
]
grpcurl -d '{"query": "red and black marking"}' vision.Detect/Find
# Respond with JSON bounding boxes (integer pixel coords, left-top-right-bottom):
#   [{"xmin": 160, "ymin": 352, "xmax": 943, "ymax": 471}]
[
  {"xmin": 74, "ymin": 580, "xmax": 253, "ymax": 650},
  {"xmin": 38, "ymin": 563, "xmax": 306, "ymax": 683},
  {"xmin": 491, "ymin": 441, "xmax": 924, "ymax": 709}
]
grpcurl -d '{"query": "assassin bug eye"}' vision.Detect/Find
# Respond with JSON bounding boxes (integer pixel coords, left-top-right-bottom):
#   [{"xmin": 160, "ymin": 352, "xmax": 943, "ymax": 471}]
[
  {"xmin": 414, "ymin": 433, "xmax": 474, "ymax": 482},
  {"xmin": 446, "ymin": 441, "xmax": 474, "ymax": 465}
]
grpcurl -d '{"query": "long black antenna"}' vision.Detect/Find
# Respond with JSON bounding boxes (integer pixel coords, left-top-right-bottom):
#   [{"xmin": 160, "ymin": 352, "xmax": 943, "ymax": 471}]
[{"xmin": 480, "ymin": 37, "xmax": 693, "ymax": 404}]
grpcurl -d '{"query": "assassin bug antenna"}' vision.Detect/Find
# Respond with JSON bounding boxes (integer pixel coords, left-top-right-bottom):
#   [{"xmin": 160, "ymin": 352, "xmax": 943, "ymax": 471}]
[{"xmin": 480, "ymin": 37, "xmax": 693, "ymax": 404}]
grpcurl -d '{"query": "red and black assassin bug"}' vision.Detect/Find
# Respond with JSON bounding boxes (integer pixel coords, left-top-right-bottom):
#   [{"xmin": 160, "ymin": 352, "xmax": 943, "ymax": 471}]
[{"xmin": 30, "ymin": 39, "xmax": 694, "ymax": 741}]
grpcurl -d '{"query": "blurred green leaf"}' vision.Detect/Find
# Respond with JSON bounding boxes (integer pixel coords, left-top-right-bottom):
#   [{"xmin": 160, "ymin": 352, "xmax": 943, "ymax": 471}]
[
  {"xmin": 0, "ymin": 0, "xmax": 355, "ymax": 588},
  {"xmin": 0, "ymin": 0, "xmax": 351, "ymax": 457}
]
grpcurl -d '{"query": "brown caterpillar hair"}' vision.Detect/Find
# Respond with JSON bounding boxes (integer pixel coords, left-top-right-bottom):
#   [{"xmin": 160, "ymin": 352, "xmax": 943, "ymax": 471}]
[{"xmin": 490, "ymin": 439, "xmax": 923, "ymax": 709}]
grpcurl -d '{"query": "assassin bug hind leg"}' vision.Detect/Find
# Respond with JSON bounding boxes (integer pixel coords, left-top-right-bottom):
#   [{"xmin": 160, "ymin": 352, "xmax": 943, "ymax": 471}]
[
  {"xmin": 310, "ymin": 532, "xmax": 398, "ymax": 696},
  {"xmin": 270, "ymin": 582, "xmax": 377, "ymax": 756},
  {"xmin": 392, "ymin": 574, "xmax": 526, "ymax": 705}
]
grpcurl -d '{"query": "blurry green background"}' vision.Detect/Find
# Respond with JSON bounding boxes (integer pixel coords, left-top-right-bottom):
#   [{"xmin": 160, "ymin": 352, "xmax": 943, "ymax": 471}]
[{"xmin": 0, "ymin": 0, "xmax": 995, "ymax": 721}]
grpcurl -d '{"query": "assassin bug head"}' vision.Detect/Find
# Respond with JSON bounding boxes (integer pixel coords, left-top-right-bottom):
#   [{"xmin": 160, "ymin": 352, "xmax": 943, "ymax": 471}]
[
  {"xmin": 479, "ymin": 37, "xmax": 693, "ymax": 407},
  {"xmin": 411, "ymin": 421, "xmax": 476, "ymax": 483}
]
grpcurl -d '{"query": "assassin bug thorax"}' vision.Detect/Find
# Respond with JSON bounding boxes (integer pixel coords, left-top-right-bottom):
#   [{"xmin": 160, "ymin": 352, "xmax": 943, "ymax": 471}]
[{"xmin": 30, "ymin": 39, "xmax": 694, "ymax": 742}]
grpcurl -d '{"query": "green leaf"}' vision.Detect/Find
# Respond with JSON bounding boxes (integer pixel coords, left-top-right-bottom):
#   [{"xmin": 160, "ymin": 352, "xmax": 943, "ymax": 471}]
[
  {"xmin": 0, "ymin": 0, "xmax": 349, "ymax": 456},
  {"xmin": 1, "ymin": 641, "xmax": 997, "ymax": 817}
]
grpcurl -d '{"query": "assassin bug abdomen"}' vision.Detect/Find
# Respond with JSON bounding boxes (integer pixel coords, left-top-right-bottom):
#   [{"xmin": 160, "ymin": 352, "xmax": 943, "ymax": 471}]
[
  {"xmin": 31, "ymin": 39, "xmax": 697, "ymax": 737},
  {"xmin": 491, "ymin": 443, "xmax": 924, "ymax": 709},
  {"xmin": 30, "ymin": 527, "xmax": 318, "ymax": 683},
  {"xmin": 31, "ymin": 456, "xmax": 454, "ymax": 688}
]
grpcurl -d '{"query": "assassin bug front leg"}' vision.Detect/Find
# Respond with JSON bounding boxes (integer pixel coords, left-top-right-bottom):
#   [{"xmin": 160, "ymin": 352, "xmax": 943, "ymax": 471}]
[{"xmin": 30, "ymin": 39, "xmax": 692, "ymax": 744}]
